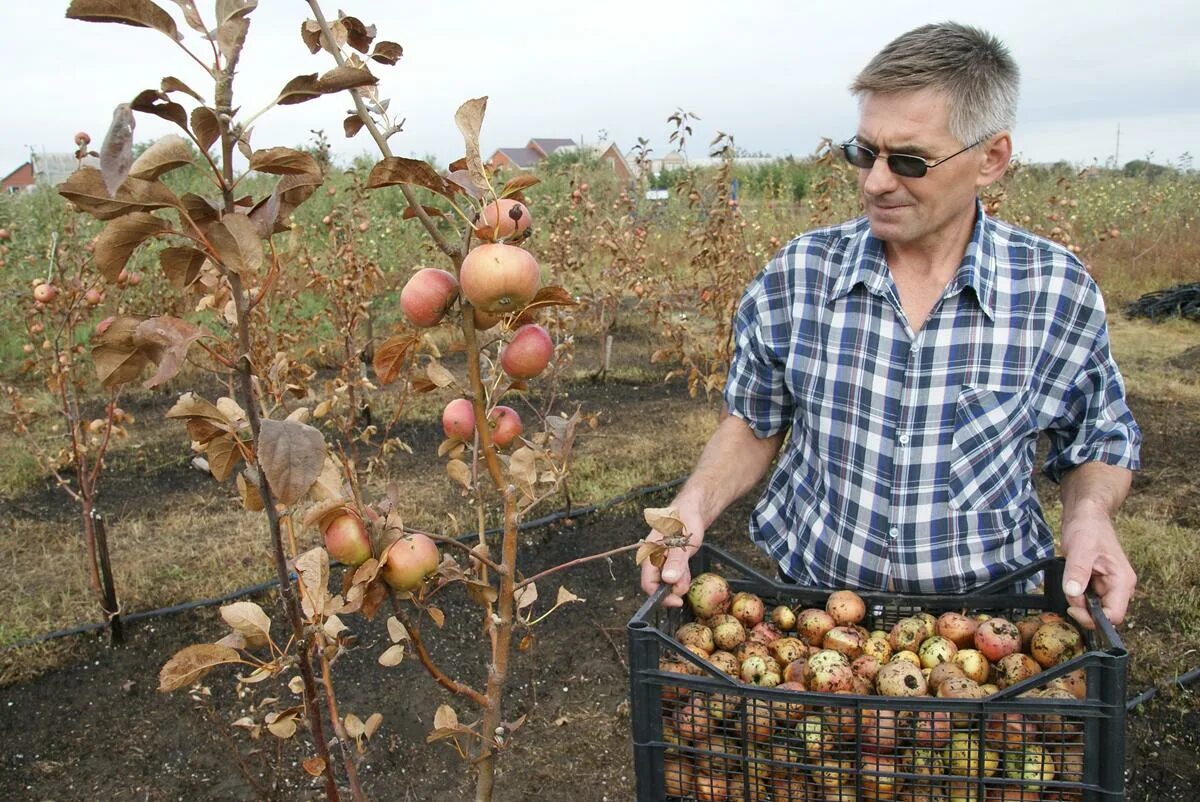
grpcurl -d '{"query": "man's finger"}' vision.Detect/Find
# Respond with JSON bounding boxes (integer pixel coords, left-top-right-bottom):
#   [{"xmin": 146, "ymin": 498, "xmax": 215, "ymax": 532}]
[
  {"xmin": 660, "ymin": 551, "xmax": 691, "ymax": 587},
  {"xmin": 1066, "ymin": 604, "xmax": 1095, "ymax": 631},
  {"xmin": 639, "ymin": 559, "xmax": 661, "ymax": 596},
  {"xmin": 1061, "ymin": 549, "xmax": 1096, "ymax": 602}
]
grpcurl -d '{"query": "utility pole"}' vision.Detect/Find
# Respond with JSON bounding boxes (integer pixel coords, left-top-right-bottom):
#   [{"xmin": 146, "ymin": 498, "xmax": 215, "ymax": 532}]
[{"xmin": 1114, "ymin": 123, "xmax": 1121, "ymax": 169}]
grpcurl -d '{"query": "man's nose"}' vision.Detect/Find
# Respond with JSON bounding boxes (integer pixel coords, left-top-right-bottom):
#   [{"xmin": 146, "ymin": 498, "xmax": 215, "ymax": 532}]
[{"xmin": 862, "ymin": 156, "xmax": 900, "ymax": 196}]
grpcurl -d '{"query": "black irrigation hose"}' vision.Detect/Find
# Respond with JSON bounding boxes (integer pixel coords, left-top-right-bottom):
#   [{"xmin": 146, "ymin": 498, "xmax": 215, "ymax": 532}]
[
  {"xmin": 7, "ymin": 472, "xmax": 1197, "ymax": 711},
  {"xmin": 0, "ymin": 476, "xmax": 687, "ymax": 656},
  {"xmin": 1125, "ymin": 664, "xmax": 1200, "ymax": 711},
  {"xmin": 1125, "ymin": 282, "xmax": 1200, "ymax": 321}
]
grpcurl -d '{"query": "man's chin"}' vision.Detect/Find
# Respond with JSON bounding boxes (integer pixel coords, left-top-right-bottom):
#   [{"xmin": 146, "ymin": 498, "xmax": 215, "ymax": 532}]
[{"xmin": 867, "ymin": 217, "xmax": 908, "ymax": 244}]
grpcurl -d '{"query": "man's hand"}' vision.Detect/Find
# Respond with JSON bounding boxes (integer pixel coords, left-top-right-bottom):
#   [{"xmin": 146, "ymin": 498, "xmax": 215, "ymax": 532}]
[
  {"xmin": 1058, "ymin": 462, "xmax": 1136, "ymax": 630},
  {"xmin": 1060, "ymin": 510, "xmax": 1136, "ymax": 630},
  {"xmin": 639, "ymin": 505, "xmax": 706, "ymax": 609}
]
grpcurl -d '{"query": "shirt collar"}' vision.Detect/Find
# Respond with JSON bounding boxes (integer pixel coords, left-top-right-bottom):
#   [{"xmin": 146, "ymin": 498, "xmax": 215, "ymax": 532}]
[{"xmin": 826, "ymin": 200, "xmax": 997, "ymax": 320}]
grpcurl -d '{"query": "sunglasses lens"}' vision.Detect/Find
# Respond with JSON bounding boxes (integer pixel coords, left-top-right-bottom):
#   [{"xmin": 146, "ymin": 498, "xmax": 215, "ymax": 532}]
[
  {"xmin": 842, "ymin": 144, "xmax": 874, "ymax": 169},
  {"xmin": 889, "ymin": 155, "xmax": 928, "ymax": 178}
]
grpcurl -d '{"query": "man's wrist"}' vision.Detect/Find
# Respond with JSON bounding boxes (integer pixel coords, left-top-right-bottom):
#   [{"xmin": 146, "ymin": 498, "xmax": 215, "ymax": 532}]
[{"xmin": 1062, "ymin": 497, "xmax": 1116, "ymax": 525}]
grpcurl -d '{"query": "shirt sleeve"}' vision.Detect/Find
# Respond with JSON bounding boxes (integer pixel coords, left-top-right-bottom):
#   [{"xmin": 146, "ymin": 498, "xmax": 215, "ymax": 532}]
[
  {"xmin": 1040, "ymin": 275, "xmax": 1142, "ymax": 483},
  {"xmin": 724, "ymin": 254, "xmax": 796, "ymax": 439}
]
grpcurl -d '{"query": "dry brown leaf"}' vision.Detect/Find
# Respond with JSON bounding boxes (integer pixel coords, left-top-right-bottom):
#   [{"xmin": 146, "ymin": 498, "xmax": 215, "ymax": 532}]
[
  {"xmin": 190, "ymin": 107, "xmax": 220, "ymax": 152},
  {"xmin": 377, "ymin": 644, "xmax": 405, "ymax": 667},
  {"xmin": 370, "ymin": 39, "xmax": 402, "ymax": 65},
  {"xmin": 158, "ymin": 643, "xmax": 241, "ymax": 692},
  {"xmin": 208, "ymin": 213, "xmax": 263, "ymax": 275},
  {"xmin": 294, "ymin": 547, "xmax": 329, "ymax": 619},
  {"xmin": 128, "ymin": 134, "xmax": 193, "ymax": 181},
  {"xmin": 514, "ymin": 583, "xmax": 538, "ymax": 611},
  {"xmin": 509, "ymin": 447, "xmax": 537, "ymax": 488},
  {"xmin": 248, "ymin": 147, "xmax": 320, "ymax": 176},
  {"xmin": 159, "ymin": 246, "xmax": 207, "ymax": 290},
  {"xmin": 453, "ymin": 97, "xmax": 489, "ymax": 192},
  {"xmin": 343, "ymin": 713, "xmax": 365, "ymax": 739},
  {"xmin": 266, "ymin": 713, "xmax": 298, "ymax": 739},
  {"xmin": 323, "ymin": 615, "xmax": 347, "ymax": 639},
  {"xmin": 386, "ymin": 616, "xmax": 408, "ymax": 643},
  {"xmin": 501, "ymin": 174, "xmax": 540, "ymax": 196},
  {"xmin": 366, "ymin": 156, "xmax": 453, "ymax": 197},
  {"xmin": 446, "ymin": 459, "xmax": 471, "ymax": 490},
  {"xmin": 425, "ymin": 361, "xmax": 456, "ymax": 388},
  {"xmin": 93, "ymin": 212, "xmax": 171, "ymax": 282},
  {"xmin": 132, "ymin": 316, "xmax": 207, "ymax": 388},
  {"xmin": 167, "ymin": 392, "xmax": 228, "ymax": 423},
  {"xmin": 433, "ymin": 704, "xmax": 458, "ymax": 731},
  {"xmin": 258, "ymin": 419, "xmax": 326, "ymax": 506},
  {"xmin": 307, "ymin": 456, "xmax": 347, "ymax": 503},
  {"xmin": 634, "ymin": 540, "xmax": 668, "ymax": 569},
  {"xmin": 555, "ymin": 586, "xmax": 584, "ymax": 606},
  {"xmin": 236, "ymin": 472, "xmax": 264, "ymax": 511},
  {"xmin": 219, "ymin": 601, "xmax": 271, "ymax": 648},
  {"xmin": 372, "ymin": 334, "xmax": 417, "ymax": 385},
  {"xmin": 643, "ymin": 506, "xmax": 687, "ymax": 538},
  {"xmin": 203, "ymin": 434, "xmax": 242, "ymax": 482}
]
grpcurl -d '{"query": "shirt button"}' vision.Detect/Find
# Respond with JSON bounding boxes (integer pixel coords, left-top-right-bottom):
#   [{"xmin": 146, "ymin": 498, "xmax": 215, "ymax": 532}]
[
  {"xmin": 889, "ymin": 527, "xmax": 899, "ymax": 538},
  {"xmin": 898, "ymin": 434, "xmax": 910, "ymax": 445}
]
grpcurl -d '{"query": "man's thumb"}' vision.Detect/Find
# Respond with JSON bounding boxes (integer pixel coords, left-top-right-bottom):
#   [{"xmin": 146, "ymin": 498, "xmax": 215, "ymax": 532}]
[
  {"xmin": 661, "ymin": 551, "xmax": 690, "ymax": 585},
  {"xmin": 1062, "ymin": 552, "xmax": 1094, "ymax": 599}
]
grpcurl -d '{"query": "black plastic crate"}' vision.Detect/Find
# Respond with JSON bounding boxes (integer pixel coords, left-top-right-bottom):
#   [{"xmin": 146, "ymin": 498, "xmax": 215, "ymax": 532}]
[{"xmin": 628, "ymin": 543, "xmax": 1127, "ymax": 801}]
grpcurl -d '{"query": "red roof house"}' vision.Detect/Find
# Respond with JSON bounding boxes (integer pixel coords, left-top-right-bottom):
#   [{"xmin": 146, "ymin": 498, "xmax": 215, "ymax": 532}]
[
  {"xmin": 2, "ymin": 161, "xmax": 34, "ymax": 194},
  {"xmin": 489, "ymin": 147, "xmax": 544, "ymax": 170},
  {"xmin": 488, "ymin": 138, "xmax": 579, "ymax": 171}
]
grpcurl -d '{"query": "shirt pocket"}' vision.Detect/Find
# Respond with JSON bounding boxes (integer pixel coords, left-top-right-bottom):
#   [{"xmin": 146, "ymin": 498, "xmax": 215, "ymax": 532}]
[{"xmin": 948, "ymin": 386, "xmax": 1035, "ymax": 512}]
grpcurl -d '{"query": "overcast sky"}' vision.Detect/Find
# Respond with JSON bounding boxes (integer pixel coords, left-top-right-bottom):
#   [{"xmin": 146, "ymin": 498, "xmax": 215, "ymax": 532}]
[{"xmin": 2, "ymin": 1, "xmax": 1197, "ymax": 175}]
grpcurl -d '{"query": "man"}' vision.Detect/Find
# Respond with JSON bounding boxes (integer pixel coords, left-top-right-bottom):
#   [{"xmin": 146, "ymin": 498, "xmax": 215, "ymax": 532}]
[{"xmin": 640, "ymin": 22, "xmax": 1140, "ymax": 630}]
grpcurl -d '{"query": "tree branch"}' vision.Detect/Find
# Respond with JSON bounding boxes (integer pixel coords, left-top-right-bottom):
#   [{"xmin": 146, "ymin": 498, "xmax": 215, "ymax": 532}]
[{"xmin": 305, "ymin": 0, "xmax": 460, "ymax": 260}]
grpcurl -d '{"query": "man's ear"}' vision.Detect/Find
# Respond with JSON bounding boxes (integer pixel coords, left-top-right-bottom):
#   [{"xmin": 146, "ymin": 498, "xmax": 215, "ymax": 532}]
[{"xmin": 977, "ymin": 132, "xmax": 1012, "ymax": 187}]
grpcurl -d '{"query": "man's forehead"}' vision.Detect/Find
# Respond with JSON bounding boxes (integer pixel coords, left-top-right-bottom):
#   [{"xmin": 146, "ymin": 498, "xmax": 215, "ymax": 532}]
[{"xmin": 855, "ymin": 89, "xmax": 956, "ymax": 154}]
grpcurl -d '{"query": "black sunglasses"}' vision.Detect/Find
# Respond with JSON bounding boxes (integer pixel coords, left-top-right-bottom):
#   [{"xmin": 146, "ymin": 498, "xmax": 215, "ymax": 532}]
[{"xmin": 840, "ymin": 136, "xmax": 985, "ymax": 178}]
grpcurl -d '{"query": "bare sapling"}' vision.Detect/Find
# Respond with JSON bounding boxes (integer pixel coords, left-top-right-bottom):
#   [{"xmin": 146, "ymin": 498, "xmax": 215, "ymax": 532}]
[{"xmin": 5, "ymin": 177, "xmax": 134, "ymax": 642}]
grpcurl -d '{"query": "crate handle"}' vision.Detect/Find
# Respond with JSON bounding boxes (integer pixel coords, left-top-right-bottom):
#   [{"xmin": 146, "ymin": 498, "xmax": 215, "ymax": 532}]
[
  {"xmin": 1086, "ymin": 590, "xmax": 1126, "ymax": 651},
  {"xmin": 969, "ymin": 556, "xmax": 1063, "ymax": 595}
]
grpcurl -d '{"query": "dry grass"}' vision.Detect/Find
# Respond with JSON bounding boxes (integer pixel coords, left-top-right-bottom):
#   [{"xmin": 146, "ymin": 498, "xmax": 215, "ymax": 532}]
[{"xmin": 1088, "ymin": 224, "xmax": 1200, "ymax": 307}]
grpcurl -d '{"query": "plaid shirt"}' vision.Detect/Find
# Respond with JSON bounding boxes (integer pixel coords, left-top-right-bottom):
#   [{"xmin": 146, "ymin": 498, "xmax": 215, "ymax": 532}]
[{"xmin": 726, "ymin": 203, "xmax": 1141, "ymax": 593}]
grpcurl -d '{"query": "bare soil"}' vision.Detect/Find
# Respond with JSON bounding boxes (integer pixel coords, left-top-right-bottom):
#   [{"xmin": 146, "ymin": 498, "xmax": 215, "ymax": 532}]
[{"xmin": 1, "ymin": 371, "xmax": 1198, "ymax": 801}]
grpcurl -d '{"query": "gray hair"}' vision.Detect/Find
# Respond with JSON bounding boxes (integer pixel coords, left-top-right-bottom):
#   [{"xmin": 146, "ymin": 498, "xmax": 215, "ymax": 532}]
[{"xmin": 851, "ymin": 22, "xmax": 1020, "ymax": 145}]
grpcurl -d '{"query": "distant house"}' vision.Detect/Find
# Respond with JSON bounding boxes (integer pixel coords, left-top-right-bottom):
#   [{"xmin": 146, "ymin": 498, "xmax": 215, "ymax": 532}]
[
  {"xmin": 556, "ymin": 141, "xmax": 634, "ymax": 182},
  {"xmin": 627, "ymin": 150, "xmax": 688, "ymax": 177},
  {"xmin": 2, "ymin": 152, "xmax": 100, "ymax": 193},
  {"xmin": 487, "ymin": 138, "xmax": 577, "ymax": 171},
  {"xmin": 527, "ymin": 138, "xmax": 577, "ymax": 159},
  {"xmin": 489, "ymin": 146, "xmax": 545, "ymax": 170},
  {"xmin": 487, "ymin": 137, "xmax": 632, "ymax": 181},
  {"xmin": 2, "ymin": 161, "xmax": 34, "ymax": 193}
]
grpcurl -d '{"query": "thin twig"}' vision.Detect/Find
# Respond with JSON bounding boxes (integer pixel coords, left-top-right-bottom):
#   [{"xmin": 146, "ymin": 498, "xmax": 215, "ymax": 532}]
[
  {"xmin": 514, "ymin": 542, "xmax": 642, "ymax": 590},
  {"xmin": 392, "ymin": 604, "xmax": 488, "ymax": 708},
  {"xmin": 305, "ymin": 0, "xmax": 460, "ymax": 259},
  {"xmin": 406, "ymin": 529, "xmax": 505, "ymax": 574},
  {"xmin": 595, "ymin": 625, "xmax": 628, "ymax": 672}
]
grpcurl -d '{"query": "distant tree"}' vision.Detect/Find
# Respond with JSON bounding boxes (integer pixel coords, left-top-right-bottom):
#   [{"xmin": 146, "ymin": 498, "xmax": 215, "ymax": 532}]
[{"xmin": 1123, "ymin": 159, "xmax": 1173, "ymax": 180}]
